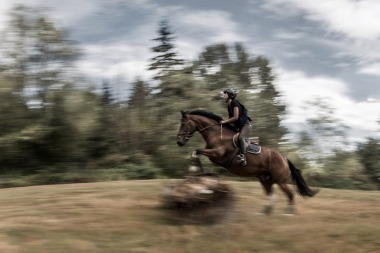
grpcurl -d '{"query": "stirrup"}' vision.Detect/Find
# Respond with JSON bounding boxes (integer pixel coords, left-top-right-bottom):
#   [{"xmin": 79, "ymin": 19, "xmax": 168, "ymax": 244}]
[{"xmin": 238, "ymin": 154, "xmax": 247, "ymax": 166}]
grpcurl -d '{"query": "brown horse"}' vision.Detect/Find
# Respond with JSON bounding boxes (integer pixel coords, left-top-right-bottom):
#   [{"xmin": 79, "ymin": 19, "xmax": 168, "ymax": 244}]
[{"xmin": 176, "ymin": 109, "xmax": 318, "ymax": 215}]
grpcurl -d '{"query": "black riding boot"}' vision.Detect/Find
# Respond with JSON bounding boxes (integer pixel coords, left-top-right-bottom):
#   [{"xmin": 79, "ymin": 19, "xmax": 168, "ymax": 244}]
[{"xmin": 238, "ymin": 139, "xmax": 247, "ymax": 166}]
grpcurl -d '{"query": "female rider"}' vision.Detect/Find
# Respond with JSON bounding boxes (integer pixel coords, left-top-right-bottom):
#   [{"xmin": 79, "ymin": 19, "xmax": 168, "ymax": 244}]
[{"xmin": 220, "ymin": 89, "xmax": 252, "ymax": 166}]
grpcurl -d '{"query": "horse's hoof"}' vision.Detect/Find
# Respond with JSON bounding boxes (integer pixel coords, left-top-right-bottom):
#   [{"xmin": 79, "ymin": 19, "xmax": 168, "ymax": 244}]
[
  {"xmin": 257, "ymin": 205, "xmax": 273, "ymax": 215},
  {"xmin": 283, "ymin": 205, "xmax": 297, "ymax": 216}
]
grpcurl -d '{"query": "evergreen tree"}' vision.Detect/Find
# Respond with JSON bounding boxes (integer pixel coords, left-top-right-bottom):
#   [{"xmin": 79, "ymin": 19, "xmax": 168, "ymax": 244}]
[
  {"xmin": 128, "ymin": 79, "xmax": 150, "ymax": 108},
  {"xmin": 124, "ymin": 79, "xmax": 152, "ymax": 153},
  {"xmin": 149, "ymin": 19, "xmax": 183, "ymax": 80},
  {"xmin": 102, "ymin": 80, "xmax": 114, "ymax": 105}
]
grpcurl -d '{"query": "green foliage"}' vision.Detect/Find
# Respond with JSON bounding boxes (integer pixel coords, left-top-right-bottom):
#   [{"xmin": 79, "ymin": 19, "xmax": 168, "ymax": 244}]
[
  {"xmin": 315, "ymin": 151, "xmax": 376, "ymax": 190},
  {"xmin": 0, "ymin": 5, "xmax": 80, "ymax": 98},
  {"xmin": 0, "ymin": 7, "xmax": 376, "ymax": 191},
  {"xmin": 248, "ymin": 57, "xmax": 288, "ymax": 148},
  {"xmin": 193, "ymin": 43, "xmax": 288, "ymax": 148},
  {"xmin": 357, "ymin": 138, "xmax": 380, "ymax": 189},
  {"xmin": 121, "ymin": 164, "xmax": 158, "ymax": 180},
  {"xmin": 149, "ymin": 19, "xmax": 183, "ymax": 80}
]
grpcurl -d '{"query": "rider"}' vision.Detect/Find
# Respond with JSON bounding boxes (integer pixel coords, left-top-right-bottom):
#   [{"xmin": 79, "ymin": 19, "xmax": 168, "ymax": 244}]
[{"xmin": 220, "ymin": 88, "xmax": 252, "ymax": 166}]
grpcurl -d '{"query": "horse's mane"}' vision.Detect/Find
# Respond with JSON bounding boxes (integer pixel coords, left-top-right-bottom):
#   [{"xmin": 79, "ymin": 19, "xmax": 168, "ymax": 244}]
[
  {"xmin": 188, "ymin": 109, "xmax": 237, "ymax": 132},
  {"xmin": 189, "ymin": 109, "xmax": 223, "ymax": 122}
]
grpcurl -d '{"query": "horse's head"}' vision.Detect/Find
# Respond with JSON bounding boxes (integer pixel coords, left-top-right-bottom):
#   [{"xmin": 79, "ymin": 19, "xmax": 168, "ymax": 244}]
[{"xmin": 177, "ymin": 110, "xmax": 198, "ymax": 146}]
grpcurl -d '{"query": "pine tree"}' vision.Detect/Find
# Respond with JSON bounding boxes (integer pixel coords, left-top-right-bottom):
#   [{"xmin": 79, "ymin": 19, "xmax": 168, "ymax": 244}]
[
  {"xmin": 149, "ymin": 19, "xmax": 183, "ymax": 80},
  {"xmin": 102, "ymin": 80, "xmax": 114, "ymax": 105},
  {"xmin": 128, "ymin": 79, "xmax": 150, "ymax": 108}
]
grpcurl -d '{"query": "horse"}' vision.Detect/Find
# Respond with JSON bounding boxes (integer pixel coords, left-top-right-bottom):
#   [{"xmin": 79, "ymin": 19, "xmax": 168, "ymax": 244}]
[{"xmin": 176, "ymin": 109, "xmax": 319, "ymax": 215}]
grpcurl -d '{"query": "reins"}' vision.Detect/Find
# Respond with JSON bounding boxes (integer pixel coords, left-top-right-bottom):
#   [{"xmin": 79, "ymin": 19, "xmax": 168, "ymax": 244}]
[
  {"xmin": 198, "ymin": 123, "xmax": 221, "ymax": 133},
  {"xmin": 178, "ymin": 121, "xmax": 223, "ymax": 140},
  {"xmin": 191, "ymin": 122, "xmax": 223, "ymax": 140}
]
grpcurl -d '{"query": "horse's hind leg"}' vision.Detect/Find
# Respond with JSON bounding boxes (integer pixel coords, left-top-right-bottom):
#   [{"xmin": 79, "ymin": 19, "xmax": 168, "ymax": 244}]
[
  {"xmin": 278, "ymin": 183, "xmax": 296, "ymax": 215},
  {"xmin": 259, "ymin": 175, "xmax": 275, "ymax": 215}
]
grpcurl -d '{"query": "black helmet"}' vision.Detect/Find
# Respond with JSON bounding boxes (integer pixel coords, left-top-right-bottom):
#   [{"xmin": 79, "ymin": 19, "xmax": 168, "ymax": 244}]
[{"xmin": 223, "ymin": 88, "xmax": 237, "ymax": 99}]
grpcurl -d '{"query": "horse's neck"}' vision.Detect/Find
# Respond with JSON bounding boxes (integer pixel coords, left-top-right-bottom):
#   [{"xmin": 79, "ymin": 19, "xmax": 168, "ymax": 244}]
[
  {"xmin": 194, "ymin": 118, "xmax": 234, "ymax": 147},
  {"xmin": 194, "ymin": 118, "xmax": 213, "ymax": 132}
]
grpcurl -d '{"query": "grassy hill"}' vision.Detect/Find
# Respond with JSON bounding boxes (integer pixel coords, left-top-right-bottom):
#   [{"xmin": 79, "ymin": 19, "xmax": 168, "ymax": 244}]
[{"xmin": 0, "ymin": 179, "xmax": 378, "ymax": 253}]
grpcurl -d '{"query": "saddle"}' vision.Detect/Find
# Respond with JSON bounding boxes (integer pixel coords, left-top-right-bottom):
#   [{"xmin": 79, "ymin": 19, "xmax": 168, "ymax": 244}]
[{"xmin": 232, "ymin": 133, "xmax": 261, "ymax": 154}]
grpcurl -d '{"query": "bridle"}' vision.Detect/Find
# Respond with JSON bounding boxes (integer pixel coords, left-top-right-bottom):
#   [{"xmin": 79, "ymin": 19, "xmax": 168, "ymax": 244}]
[
  {"xmin": 177, "ymin": 120, "xmax": 194, "ymax": 141},
  {"xmin": 177, "ymin": 119, "xmax": 222, "ymax": 141}
]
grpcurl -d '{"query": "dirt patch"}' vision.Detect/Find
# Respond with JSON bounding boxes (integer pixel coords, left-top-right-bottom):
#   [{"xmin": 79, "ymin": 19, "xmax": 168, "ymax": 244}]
[{"xmin": 162, "ymin": 174, "xmax": 234, "ymax": 224}]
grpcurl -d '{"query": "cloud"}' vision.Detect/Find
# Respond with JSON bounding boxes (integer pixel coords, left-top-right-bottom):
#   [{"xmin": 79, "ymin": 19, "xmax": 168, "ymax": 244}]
[
  {"xmin": 76, "ymin": 8, "xmax": 248, "ymax": 84},
  {"xmin": 275, "ymin": 67, "xmax": 380, "ymax": 139},
  {"xmin": 357, "ymin": 63, "xmax": 380, "ymax": 77},
  {"xmin": 175, "ymin": 9, "xmax": 248, "ymax": 45},
  {"xmin": 272, "ymin": 30, "xmax": 306, "ymax": 40},
  {"xmin": 76, "ymin": 42, "xmax": 153, "ymax": 82},
  {"xmin": 263, "ymin": 0, "xmax": 380, "ymax": 79},
  {"xmin": 1, "ymin": 0, "xmax": 379, "ymax": 141},
  {"xmin": 0, "ymin": 0, "xmax": 104, "ymax": 28},
  {"xmin": 264, "ymin": 0, "xmax": 380, "ymax": 40}
]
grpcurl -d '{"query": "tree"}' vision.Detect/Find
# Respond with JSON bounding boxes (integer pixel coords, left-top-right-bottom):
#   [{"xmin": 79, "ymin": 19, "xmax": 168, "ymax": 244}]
[
  {"xmin": 320, "ymin": 150, "xmax": 375, "ymax": 190},
  {"xmin": 124, "ymin": 79, "xmax": 152, "ymax": 153},
  {"xmin": 194, "ymin": 43, "xmax": 232, "ymax": 91},
  {"xmin": 192, "ymin": 43, "xmax": 288, "ymax": 148},
  {"xmin": 0, "ymin": 74, "xmax": 31, "ymax": 135},
  {"xmin": 128, "ymin": 79, "xmax": 150, "ymax": 108},
  {"xmin": 249, "ymin": 56, "xmax": 288, "ymax": 148},
  {"xmin": 234, "ymin": 43, "xmax": 251, "ymax": 88},
  {"xmin": 0, "ymin": 5, "xmax": 80, "ymax": 105},
  {"xmin": 0, "ymin": 5, "xmax": 86, "ymax": 170},
  {"xmin": 301, "ymin": 98, "xmax": 349, "ymax": 163},
  {"xmin": 148, "ymin": 19, "xmax": 183, "ymax": 80},
  {"xmin": 101, "ymin": 80, "xmax": 114, "ymax": 105},
  {"xmin": 357, "ymin": 138, "xmax": 380, "ymax": 189}
]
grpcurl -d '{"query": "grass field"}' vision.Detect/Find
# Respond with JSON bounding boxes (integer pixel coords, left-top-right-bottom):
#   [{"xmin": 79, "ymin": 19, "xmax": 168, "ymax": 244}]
[{"xmin": 0, "ymin": 179, "xmax": 378, "ymax": 253}]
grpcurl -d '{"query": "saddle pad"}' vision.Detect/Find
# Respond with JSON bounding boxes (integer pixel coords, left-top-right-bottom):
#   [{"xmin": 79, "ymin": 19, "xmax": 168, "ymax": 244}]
[
  {"xmin": 233, "ymin": 133, "xmax": 261, "ymax": 154},
  {"xmin": 247, "ymin": 144, "xmax": 261, "ymax": 154}
]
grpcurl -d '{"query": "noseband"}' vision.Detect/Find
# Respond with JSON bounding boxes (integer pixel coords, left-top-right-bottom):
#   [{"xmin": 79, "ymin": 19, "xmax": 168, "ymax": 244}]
[{"xmin": 177, "ymin": 120, "xmax": 193, "ymax": 140}]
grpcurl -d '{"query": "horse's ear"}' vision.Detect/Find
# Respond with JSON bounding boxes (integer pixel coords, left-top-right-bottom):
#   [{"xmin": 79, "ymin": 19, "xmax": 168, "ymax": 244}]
[{"xmin": 181, "ymin": 110, "xmax": 186, "ymax": 118}]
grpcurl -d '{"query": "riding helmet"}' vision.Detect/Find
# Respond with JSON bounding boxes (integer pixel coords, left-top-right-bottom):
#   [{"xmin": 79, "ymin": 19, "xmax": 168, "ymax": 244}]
[{"xmin": 223, "ymin": 88, "xmax": 237, "ymax": 99}]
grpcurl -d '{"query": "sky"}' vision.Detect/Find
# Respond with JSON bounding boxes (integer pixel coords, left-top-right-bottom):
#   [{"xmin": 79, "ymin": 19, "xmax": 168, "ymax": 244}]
[{"xmin": 1, "ymin": 0, "xmax": 380, "ymax": 143}]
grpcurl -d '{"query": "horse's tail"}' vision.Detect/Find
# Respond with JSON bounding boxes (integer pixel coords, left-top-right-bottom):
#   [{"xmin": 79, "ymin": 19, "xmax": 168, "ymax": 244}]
[{"xmin": 287, "ymin": 159, "xmax": 319, "ymax": 198}]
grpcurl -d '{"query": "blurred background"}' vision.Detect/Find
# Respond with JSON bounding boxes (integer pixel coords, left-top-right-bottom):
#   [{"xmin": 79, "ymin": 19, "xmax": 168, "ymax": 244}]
[{"xmin": 0, "ymin": 2, "xmax": 379, "ymax": 190}]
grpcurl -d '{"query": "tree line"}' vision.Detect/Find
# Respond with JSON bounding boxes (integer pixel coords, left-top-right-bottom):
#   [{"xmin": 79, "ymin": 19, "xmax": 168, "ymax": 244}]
[{"xmin": 0, "ymin": 5, "xmax": 378, "ymax": 190}]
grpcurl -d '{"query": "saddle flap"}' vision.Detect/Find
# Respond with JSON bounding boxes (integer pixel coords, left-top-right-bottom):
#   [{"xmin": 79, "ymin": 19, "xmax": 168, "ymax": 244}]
[{"xmin": 232, "ymin": 134, "xmax": 261, "ymax": 154}]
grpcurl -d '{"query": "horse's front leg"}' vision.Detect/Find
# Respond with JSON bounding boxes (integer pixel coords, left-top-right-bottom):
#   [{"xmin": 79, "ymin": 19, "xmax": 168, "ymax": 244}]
[
  {"xmin": 195, "ymin": 148, "xmax": 221, "ymax": 158},
  {"xmin": 192, "ymin": 148, "xmax": 224, "ymax": 165},
  {"xmin": 189, "ymin": 149, "xmax": 215, "ymax": 173},
  {"xmin": 189, "ymin": 150, "xmax": 205, "ymax": 173}
]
